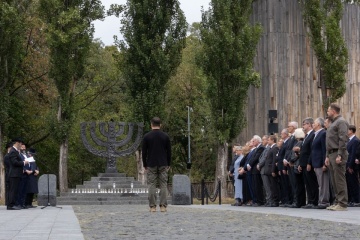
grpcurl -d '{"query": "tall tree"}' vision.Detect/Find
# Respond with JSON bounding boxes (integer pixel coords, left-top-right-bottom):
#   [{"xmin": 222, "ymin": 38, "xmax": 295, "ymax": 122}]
[
  {"xmin": 111, "ymin": 0, "xmax": 187, "ymax": 129},
  {"xmin": 110, "ymin": 0, "xmax": 187, "ymax": 182},
  {"xmin": 164, "ymin": 23, "xmax": 217, "ymax": 182},
  {"xmin": 38, "ymin": 0, "xmax": 104, "ymax": 192},
  {"xmin": 199, "ymin": 0, "xmax": 262, "ymax": 197},
  {"xmin": 0, "ymin": 0, "xmax": 33, "ymax": 201},
  {"xmin": 299, "ymin": 0, "xmax": 351, "ymax": 113}
]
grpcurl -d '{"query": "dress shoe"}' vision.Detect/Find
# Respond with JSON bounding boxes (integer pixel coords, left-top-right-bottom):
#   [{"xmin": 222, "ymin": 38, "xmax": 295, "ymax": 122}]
[
  {"xmin": 301, "ymin": 204, "xmax": 314, "ymax": 209},
  {"xmin": 7, "ymin": 206, "xmax": 21, "ymax": 210},
  {"xmin": 231, "ymin": 202, "xmax": 242, "ymax": 206},
  {"xmin": 26, "ymin": 205, "xmax": 37, "ymax": 208},
  {"xmin": 270, "ymin": 203, "xmax": 279, "ymax": 207},
  {"xmin": 251, "ymin": 203, "xmax": 260, "ymax": 207},
  {"xmin": 314, "ymin": 205, "xmax": 327, "ymax": 209},
  {"xmin": 21, "ymin": 205, "xmax": 28, "ymax": 209},
  {"xmin": 289, "ymin": 204, "xmax": 301, "ymax": 208}
]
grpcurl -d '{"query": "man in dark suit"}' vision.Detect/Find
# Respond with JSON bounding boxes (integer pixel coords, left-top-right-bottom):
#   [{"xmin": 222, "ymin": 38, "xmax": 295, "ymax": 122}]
[
  {"xmin": 258, "ymin": 135, "xmax": 279, "ymax": 206},
  {"xmin": 309, "ymin": 117, "xmax": 329, "ymax": 209},
  {"xmin": 297, "ymin": 117, "xmax": 317, "ymax": 209},
  {"xmin": 246, "ymin": 135, "xmax": 265, "ymax": 206},
  {"xmin": 283, "ymin": 121, "xmax": 298, "ymax": 206},
  {"xmin": 3, "ymin": 141, "xmax": 13, "ymax": 206},
  {"xmin": 276, "ymin": 128, "xmax": 292, "ymax": 206},
  {"xmin": 346, "ymin": 125, "xmax": 360, "ymax": 206},
  {"xmin": 8, "ymin": 138, "xmax": 29, "ymax": 210}
]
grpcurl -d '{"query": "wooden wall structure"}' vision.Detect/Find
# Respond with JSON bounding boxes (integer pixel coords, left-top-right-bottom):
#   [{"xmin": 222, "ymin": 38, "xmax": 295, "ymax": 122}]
[{"xmin": 237, "ymin": 0, "xmax": 360, "ymax": 142}]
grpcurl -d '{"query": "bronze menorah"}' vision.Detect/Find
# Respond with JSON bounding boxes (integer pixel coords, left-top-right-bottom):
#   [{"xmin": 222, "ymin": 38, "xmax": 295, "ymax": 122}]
[{"xmin": 80, "ymin": 121, "xmax": 144, "ymax": 173}]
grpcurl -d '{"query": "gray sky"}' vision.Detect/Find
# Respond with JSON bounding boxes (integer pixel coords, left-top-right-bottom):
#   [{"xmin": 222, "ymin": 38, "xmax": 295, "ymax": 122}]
[{"xmin": 93, "ymin": 0, "xmax": 211, "ymax": 46}]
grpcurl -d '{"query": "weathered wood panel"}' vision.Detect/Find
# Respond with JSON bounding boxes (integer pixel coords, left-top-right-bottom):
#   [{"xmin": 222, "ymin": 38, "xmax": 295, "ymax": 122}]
[{"xmin": 237, "ymin": 0, "xmax": 360, "ymax": 143}]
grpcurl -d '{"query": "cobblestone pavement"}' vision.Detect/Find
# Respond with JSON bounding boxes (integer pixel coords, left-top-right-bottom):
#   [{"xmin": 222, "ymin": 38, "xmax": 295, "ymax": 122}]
[{"xmin": 73, "ymin": 205, "xmax": 360, "ymax": 240}]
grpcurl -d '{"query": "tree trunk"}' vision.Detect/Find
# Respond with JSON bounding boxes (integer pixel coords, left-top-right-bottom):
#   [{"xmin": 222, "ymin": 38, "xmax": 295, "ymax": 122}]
[
  {"xmin": 0, "ymin": 125, "xmax": 4, "ymax": 201},
  {"xmin": 59, "ymin": 138, "xmax": 69, "ymax": 192},
  {"xmin": 216, "ymin": 141, "xmax": 228, "ymax": 199},
  {"xmin": 136, "ymin": 150, "xmax": 146, "ymax": 185}
]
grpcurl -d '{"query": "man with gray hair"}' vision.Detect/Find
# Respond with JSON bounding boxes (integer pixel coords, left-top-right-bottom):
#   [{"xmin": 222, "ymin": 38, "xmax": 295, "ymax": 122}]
[
  {"xmin": 247, "ymin": 135, "xmax": 265, "ymax": 206},
  {"xmin": 283, "ymin": 121, "xmax": 298, "ymax": 207},
  {"xmin": 297, "ymin": 117, "xmax": 317, "ymax": 209},
  {"xmin": 309, "ymin": 117, "xmax": 329, "ymax": 209}
]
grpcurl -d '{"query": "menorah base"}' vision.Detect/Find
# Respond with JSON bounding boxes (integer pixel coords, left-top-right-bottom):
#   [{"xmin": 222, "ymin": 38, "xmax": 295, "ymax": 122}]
[{"xmin": 106, "ymin": 168, "xmax": 118, "ymax": 173}]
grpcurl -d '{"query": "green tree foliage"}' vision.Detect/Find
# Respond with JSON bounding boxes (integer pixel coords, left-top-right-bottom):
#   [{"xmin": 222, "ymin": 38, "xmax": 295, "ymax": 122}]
[
  {"xmin": 0, "ymin": 0, "xmax": 31, "ymax": 139},
  {"xmin": 200, "ymin": 0, "xmax": 262, "ymax": 196},
  {"xmin": 164, "ymin": 23, "xmax": 217, "ymax": 182},
  {"xmin": 38, "ymin": 0, "xmax": 104, "ymax": 191},
  {"xmin": 299, "ymin": 0, "xmax": 349, "ymax": 111},
  {"xmin": 200, "ymin": 0, "xmax": 262, "ymax": 143},
  {"xmin": 112, "ymin": 0, "xmax": 187, "ymax": 131}
]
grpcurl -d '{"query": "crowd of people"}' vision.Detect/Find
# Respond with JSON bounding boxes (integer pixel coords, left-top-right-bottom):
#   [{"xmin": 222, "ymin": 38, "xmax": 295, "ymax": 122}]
[
  {"xmin": 3, "ymin": 138, "xmax": 39, "ymax": 210},
  {"xmin": 228, "ymin": 103, "xmax": 359, "ymax": 211}
]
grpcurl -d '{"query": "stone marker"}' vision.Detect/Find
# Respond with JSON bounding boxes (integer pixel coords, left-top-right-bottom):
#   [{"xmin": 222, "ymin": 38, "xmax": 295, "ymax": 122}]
[
  {"xmin": 172, "ymin": 174, "xmax": 191, "ymax": 205},
  {"xmin": 38, "ymin": 174, "xmax": 57, "ymax": 206}
]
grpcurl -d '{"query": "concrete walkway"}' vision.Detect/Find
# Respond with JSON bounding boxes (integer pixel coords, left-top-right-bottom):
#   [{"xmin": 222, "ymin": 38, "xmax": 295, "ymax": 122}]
[
  {"xmin": 0, "ymin": 206, "xmax": 83, "ymax": 240},
  {"xmin": 1, "ymin": 204, "xmax": 360, "ymax": 239}
]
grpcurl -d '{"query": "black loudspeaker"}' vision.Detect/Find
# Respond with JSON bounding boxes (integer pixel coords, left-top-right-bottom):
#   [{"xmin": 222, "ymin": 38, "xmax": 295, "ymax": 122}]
[
  {"xmin": 268, "ymin": 110, "xmax": 277, "ymax": 119},
  {"xmin": 268, "ymin": 123, "xmax": 278, "ymax": 134}
]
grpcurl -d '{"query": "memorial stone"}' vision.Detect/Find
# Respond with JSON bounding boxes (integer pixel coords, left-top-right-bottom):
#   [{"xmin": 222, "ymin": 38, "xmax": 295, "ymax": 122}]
[
  {"xmin": 37, "ymin": 174, "xmax": 57, "ymax": 206},
  {"xmin": 172, "ymin": 174, "xmax": 191, "ymax": 205}
]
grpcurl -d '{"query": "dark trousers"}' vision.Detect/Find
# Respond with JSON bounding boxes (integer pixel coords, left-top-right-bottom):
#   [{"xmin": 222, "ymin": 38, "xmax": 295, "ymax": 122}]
[
  {"xmin": 25, "ymin": 193, "xmax": 34, "ymax": 206},
  {"xmin": 8, "ymin": 177, "xmax": 21, "ymax": 208},
  {"xmin": 17, "ymin": 175, "xmax": 28, "ymax": 206},
  {"xmin": 304, "ymin": 169, "xmax": 319, "ymax": 205},
  {"xmin": 246, "ymin": 171, "xmax": 254, "ymax": 201},
  {"xmin": 346, "ymin": 171, "xmax": 360, "ymax": 203},
  {"xmin": 242, "ymin": 174, "xmax": 251, "ymax": 203},
  {"xmin": 288, "ymin": 167, "xmax": 297, "ymax": 204},
  {"xmin": 270, "ymin": 175, "xmax": 280, "ymax": 204},
  {"xmin": 295, "ymin": 172, "xmax": 306, "ymax": 207},
  {"xmin": 279, "ymin": 172, "xmax": 292, "ymax": 204},
  {"xmin": 252, "ymin": 173, "xmax": 265, "ymax": 204},
  {"xmin": 5, "ymin": 180, "xmax": 9, "ymax": 206}
]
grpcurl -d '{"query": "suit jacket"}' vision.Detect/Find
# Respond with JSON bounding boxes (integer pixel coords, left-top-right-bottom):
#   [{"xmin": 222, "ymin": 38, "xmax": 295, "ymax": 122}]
[
  {"xmin": 347, "ymin": 136, "xmax": 360, "ymax": 169},
  {"xmin": 248, "ymin": 144, "xmax": 265, "ymax": 174},
  {"xmin": 309, "ymin": 129, "xmax": 326, "ymax": 168},
  {"xmin": 284, "ymin": 135, "xmax": 298, "ymax": 160},
  {"xmin": 299, "ymin": 131, "xmax": 315, "ymax": 167},
  {"xmin": 259, "ymin": 144, "xmax": 278, "ymax": 175},
  {"xmin": 8, "ymin": 147, "xmax": 24, "ymax": 178},
  {"xmin": 258, "ymin": 145, "xmax": 270, "ymax": 175},
  {"xmin": 276, "ymin": 138, "xmax": 289, "ymax": 171}
]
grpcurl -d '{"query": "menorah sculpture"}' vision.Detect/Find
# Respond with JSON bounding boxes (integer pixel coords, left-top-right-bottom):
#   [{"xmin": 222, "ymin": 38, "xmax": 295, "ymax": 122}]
[{"xmin": 80, "ymin": 121, "xmax": 144, "ymax": 173}]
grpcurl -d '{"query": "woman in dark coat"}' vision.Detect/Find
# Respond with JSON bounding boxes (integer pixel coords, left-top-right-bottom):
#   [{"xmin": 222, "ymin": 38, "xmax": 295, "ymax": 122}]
[{"xmin": 25, "ymin": 148, "xmax": 39, "ymax": 208}]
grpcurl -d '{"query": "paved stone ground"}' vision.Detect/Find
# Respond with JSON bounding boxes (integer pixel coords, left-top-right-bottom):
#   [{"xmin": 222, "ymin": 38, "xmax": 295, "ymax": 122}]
[{"xmin": 73, "ymin": 205, "xmax": 360, "ymax": 240}]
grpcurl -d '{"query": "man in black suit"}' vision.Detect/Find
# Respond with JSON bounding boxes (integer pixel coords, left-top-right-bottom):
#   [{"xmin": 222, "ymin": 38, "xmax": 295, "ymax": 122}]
[
  {"xmin": 297, "ymin": 117, "xmax": 317, "ymax": 209},
  {"xmin": 3, "ymin": 141, "xmax": 13, "ymax": 206},
  {"xmin": 258, "ymin": 135, "xmax": 279, "ymax": 206},
  {"xmin": 7, "ymin": 138, "xmax": 29, "ymax": 210},
  {"xmin": 283, "ymin": 121, "xmax": 298, "ymax": 206},
  {"xmin": 246, "ymin": 135, "xmax": 265, "ymax": 206},
  {"xmin": 346, "ymin": 125, "xmax": 360, "ymax": 206},
  {"xmin": 276, "ymin": 128, "xmax": 292, "ymax": 206},
  {"xmin": 310, "ymin": 117, "xmax": 329, "ymax": 209}
]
